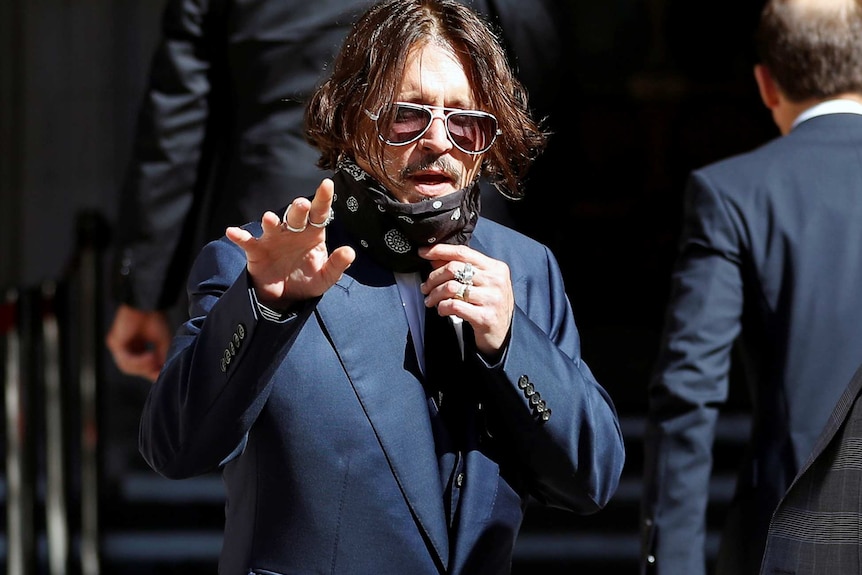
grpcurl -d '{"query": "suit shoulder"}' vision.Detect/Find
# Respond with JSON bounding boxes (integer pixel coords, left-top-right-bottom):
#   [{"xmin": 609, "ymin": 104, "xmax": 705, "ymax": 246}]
[
  {"xmin": 475, "ymin": 217, "xmax": 542, "ymax": 245},
  {"xmin": 694, "ymin": 115, "xmax": 854, "ymax": 184},
  {"xmin": 474, "ymin": 218, "xmax": 554, "ymax": 264},
  {"xmin": 694, "ymin": 135, "xmax": 787, "ymax": 181}
]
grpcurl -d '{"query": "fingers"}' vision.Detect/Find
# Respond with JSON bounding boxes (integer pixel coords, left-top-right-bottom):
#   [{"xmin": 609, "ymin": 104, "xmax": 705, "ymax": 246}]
[
  {"xmin": 454, "ymin": 282, "xmax": 471, "ymax": 303},
  {"xmin": 322, "ymin": 245, "xmax": 356, "ymax": 283},
  {"xmin": 226, "ymin": 225, "xmax": 253, "ymax": 246},
  {"xmin": 282, "ymin": 201, "xmax": 310, "ymax": 232},
  {"xmin": 420, "ymin": 258, "xmax": 484, "ymax": 314},
  {"xmin": 231, "ymin": 179, "xmax": 336, "ymax": 247},
  {"xmin": 260, "ymin": 210, "xmax": 283, "ymax": 234},
  {"xmin": 419, "ymin": 248, "xmax": 482, "ymax": 297},
  {"xmin": 279, "ymin": 179, "xmax": 336, "ymax": 233},
  {"xmin": 111, "ymin": 349, "xmax": 162, "ymax": 382},
  {"xmin": 418, "ymin": 244, "xmax": 514, "ymax": 352},
  {"xmin": 105, "ymin": 306, "xmax": 171, "ymax": 382},
  {"xmin": 308, "ymin": 179, "xmax": 335, "ymax": 228}
]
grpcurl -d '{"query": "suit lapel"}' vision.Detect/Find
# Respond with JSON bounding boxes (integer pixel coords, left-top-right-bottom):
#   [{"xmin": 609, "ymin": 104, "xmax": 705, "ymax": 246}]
[
  {"xmin": 794, "ymin": 362, "xmax": 862, "ymax": 481},
  {"xmin": 315, "ymin": 254, "xmax": 450, "ymax": 565}
]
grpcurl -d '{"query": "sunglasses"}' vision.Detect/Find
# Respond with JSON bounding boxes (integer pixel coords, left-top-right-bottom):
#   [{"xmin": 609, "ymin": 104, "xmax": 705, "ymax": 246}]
[{"xmin": 365, "ymin": 102, "xmax": 500, "ymax": 155}]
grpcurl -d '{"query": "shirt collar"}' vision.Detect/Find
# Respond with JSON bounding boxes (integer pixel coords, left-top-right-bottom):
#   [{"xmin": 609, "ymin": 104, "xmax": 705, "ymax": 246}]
[{"xmin": 792, "ymin": 98, "xmax": 862, "ymax": 130}]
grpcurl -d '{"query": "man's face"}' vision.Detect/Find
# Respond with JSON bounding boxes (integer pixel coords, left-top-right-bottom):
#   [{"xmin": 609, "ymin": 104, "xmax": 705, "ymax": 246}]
[{"xmin": 357, "ymin": 42, "xmax": 487, "ymax": 204}]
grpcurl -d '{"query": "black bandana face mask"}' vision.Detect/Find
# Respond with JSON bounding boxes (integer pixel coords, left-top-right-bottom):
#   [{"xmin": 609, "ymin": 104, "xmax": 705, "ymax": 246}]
[{"xmin": 331, "ymin": 158, "xmax": 481, "ymax": 273}]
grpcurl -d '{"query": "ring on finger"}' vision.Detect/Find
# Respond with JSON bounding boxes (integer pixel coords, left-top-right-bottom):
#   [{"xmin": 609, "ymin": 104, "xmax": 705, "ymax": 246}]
[
  {"xmin": 455, "ymin": 283, "xmax": 470, "ymax": 302},
  {"xmin": 281, "ymin": 204, "xmax": 307, "ymax": 233},
  {"xmin": 308, "ymin": 209, "xmax": 335, "ymax": 228},
  {"xmin": 454, "ymin": 262, "xmax": 475, "ymax": 285}
]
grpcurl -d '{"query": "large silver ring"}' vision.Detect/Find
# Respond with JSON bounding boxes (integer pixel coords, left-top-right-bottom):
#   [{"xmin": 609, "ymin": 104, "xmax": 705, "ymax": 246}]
[
  {"xmin": 281, "ymin": 204, "xmax": 307, "ymax": 233},
  {"xmin": 308, "ymin": 209, "xmax": 335, "ymax": 228},
  {"xmin": 454, "ymin": 262, "xmax": 475, "ymax": 285},
  {"xmin": 455, "ymin": 284, "xmax": 470, "ymax": 302}
]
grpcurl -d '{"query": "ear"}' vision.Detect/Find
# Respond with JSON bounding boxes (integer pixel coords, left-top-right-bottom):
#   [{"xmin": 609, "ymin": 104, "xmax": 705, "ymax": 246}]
[{"xmin": 754, "ymin": 64, "xmax": 780, "ymax": 109}]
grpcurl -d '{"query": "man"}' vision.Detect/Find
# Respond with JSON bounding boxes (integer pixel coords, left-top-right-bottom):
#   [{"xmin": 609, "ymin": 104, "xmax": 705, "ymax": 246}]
[
  {"xmin": 138, "ymin": 1, "xmax": 625, "ymax": 573},
  {"xmin": 640, "ymin": 0, "xmax": 862, "ymax": 573},
  {"xmin": 760, "ymin": 361, "xmax": 862, "ymax": 574},
  {"xmin": 105, "ymin": 0, "xmax": 569, "ymax": 383}
]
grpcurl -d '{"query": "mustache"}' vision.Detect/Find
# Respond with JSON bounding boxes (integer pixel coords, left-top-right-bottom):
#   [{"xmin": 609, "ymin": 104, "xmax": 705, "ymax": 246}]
[{"xmin": 399, "ymin": 156, "xmax": 461, "ymax": 182}]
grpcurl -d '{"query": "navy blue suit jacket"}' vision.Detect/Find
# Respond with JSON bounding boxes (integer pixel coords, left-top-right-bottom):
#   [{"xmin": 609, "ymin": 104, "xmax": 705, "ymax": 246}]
[
  {"xmin": 641, "ymin": 112, "xmax": 862, "ymax": 575},
  {"xmin": 139, "ymin": 215, "xmax": 625, "ymax": 574}
]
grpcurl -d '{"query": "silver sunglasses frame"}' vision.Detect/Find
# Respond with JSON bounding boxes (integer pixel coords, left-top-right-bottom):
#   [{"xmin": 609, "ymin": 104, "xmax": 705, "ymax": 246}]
[{"xmin": 364, "ymin": 102, "xmax": 501, "ymax": 155}]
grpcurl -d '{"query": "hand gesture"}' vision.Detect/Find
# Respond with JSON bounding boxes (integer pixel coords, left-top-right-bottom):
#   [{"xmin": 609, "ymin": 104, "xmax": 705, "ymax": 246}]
[
  {"xmin": 419, "ymin": 244, "xmax": 514, "ymax": 359},
  {"xmin": 225, "ymin": 178, "xmax": 355, "ymax": 309}
]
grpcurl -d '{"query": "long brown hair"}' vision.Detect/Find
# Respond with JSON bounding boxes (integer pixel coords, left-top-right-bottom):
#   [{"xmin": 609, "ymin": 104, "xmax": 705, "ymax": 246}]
[{"xmin": 304, "ymin": 0, "xmax": 547, "ymax": 198}]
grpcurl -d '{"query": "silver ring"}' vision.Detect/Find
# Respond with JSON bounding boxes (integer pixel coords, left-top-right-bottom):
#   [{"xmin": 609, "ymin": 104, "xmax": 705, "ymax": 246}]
[
  {"xmin": 308, "ymin": 209, "xmax": 335, "ymax": 228},
  {"xmin": 281, "ymin": 204, "xmax": 307, "ymax": 233},
  {"xmin": 455, "ymin": 284, "xmax": 470, "ymax": 302},
  {"xmin": 454, "ymin": 262, "xmax": 474, "ymax": 285}
]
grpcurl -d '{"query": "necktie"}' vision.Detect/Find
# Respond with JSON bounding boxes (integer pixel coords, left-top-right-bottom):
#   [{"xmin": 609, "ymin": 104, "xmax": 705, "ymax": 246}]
[{"xmin": 423, "ymin": 305, "xmax": 467, "ymax": 446}]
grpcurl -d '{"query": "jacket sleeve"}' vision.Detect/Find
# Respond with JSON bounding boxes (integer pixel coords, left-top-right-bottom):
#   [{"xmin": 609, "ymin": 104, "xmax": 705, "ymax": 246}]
[
  {"xmin": 138, "ymin": 230, "xmax": 311, "ymax": 478},
  {"xmin": 478, "ymin": 242, "xmax": 626, "ymax": 514},
  {"xmin": 639, "ymin": 171, "xmax": 745, "ymax": 575},
  {"xmin": 113, "ymin": 0, "xmax": 227, "ymax": 310}
]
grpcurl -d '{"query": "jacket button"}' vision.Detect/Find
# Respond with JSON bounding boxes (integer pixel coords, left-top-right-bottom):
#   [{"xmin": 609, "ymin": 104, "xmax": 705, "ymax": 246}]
[{"xmin": 647, "ymin": 554, "xmax": 656, "ymax": 565}]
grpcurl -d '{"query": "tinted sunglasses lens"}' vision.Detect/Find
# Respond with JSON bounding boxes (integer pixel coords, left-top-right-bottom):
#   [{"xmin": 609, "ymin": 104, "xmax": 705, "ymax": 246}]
[
  {"xmin": 384, "ymin": 104, "xmax": 432, "ymax": 144},
  {"xmin": 447, "ymin": 113, "xmax": 497, "ymax": 153}
]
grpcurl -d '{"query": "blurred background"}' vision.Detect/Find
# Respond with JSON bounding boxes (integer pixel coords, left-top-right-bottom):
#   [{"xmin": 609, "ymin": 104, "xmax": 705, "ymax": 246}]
[{"xmin": 0, "ymin": 0, "xmax": 772, "ymax": 573}]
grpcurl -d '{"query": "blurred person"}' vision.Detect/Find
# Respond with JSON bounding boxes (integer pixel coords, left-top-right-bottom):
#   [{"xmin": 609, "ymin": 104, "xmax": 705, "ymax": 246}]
[
  {"xmin": 138, "ymin": 0, "xmax": 625, "ymax": 573},
  {"xmin": 760, "ymin": 360, "xmax": 862, "ymax": 574},
  {"xmin": 640, "ymin": 0, "xmax": 862, "ymax": 573}
]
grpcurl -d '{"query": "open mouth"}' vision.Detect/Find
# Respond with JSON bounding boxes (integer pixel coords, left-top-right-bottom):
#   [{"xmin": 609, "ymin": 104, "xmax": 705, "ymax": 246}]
[{"xmin": 410, "ymin": 172, "xmax": 452, "ymax": 186}]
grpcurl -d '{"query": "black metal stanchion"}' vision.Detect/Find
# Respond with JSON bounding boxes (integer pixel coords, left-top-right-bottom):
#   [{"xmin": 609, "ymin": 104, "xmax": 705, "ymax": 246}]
[
  {"xmin": 2, "ymin": 210, "xmax": 110, "ymax": 575},
  {"xmin": 5, "ymin": 287, "xmax": 38, "ymax": 575},
  {"xmin": 71, "ymin": 211, "xmax": 109, "ymax": 575},
  {"xmin": 42, "ymin": 282, "xmax": 71, "ymax": 575}
]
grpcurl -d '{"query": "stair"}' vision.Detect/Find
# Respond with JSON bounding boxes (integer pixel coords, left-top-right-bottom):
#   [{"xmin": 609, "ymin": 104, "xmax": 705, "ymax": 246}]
[{"xmin": 91, "ymin": 413, "xmax": 749, "ymax": 574}]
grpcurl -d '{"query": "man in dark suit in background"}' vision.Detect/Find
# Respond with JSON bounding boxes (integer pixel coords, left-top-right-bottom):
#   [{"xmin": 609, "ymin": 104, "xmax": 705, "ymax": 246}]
[
  {"xmin": 106, "ymin": 0, "xmax": 373, "ymax": 382},
  {"xmin": 105, "ymin": 0, "xmax": 569, "ymax": 383},
  {"xmin": 760, "ymin": 360, "xmax": 862, "ymax": 574},
  {"xmin": 640, "ymin": 0, "xmax": 862, "ymax": 573}
]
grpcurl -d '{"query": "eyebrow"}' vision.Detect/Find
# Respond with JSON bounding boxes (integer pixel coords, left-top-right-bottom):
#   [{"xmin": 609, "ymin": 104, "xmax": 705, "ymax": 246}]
[{"xmin": 396, "ymin": 97, "xmax": 478, "ymax": 109}]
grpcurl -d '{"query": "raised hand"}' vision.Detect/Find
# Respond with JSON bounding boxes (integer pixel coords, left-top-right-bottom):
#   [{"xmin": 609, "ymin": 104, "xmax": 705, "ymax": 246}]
[{"xmin": 226, "ymin": 178, "xmax": 355, "ymax": 310}]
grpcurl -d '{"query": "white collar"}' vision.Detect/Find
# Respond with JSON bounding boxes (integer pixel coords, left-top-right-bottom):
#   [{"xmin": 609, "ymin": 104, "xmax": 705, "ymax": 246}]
[{"xmin": 792, "ymin": 98, "xmax": 862, "ymax": 130}]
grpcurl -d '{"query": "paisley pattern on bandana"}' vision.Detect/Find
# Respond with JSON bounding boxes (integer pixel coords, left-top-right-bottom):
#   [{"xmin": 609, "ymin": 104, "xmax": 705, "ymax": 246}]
[{"xmin": 332, "ymin": 158, "xmax": 481, "ymax": 273}]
